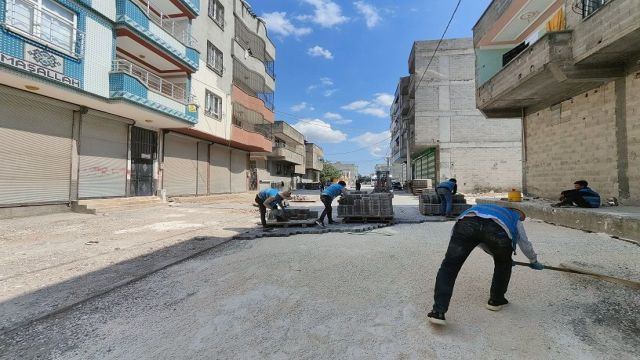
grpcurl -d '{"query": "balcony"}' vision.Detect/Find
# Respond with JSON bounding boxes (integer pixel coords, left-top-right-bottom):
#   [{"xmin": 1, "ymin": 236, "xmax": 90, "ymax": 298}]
[
  {"xmin": 3, "ymin": 0, "xmax": 84, "ymax": 58},
  {"xmin": 234, "ymin": 15, "xmax": 275, "ymax": 79},
  {"xmin": 272, "ymin": 121, "xmax": 304, "ymax": 145},
  {"xmin": 230, "ymin": 103, "xmax": 272, "ymax": 152},
  {"xmin": 270, "ymin": 143, "xmax": 304, "ymax": 165},
  {"xmin": 109, "ymin": 59, "xmax": 196, "ymax": 124},
  {"xmin": 571, "ymin": 0, "xmax": 640, "ymax": 65},
  {"xmin": 409, "ymin": 74, "xmax": 416, "ymax": 99},
  {"xmin": 233, "ymin": 58, "xmax": 274, "ymax": 111},
  {"xmin": 177, "ymin": 0, "xmax": 200, "ymax": 17},
  {"xmin": 116, "ymin": 0, "xmax": 199, "ymax": 72},
  {"xmin": 232, "ymin": 40, "xmax": 275, "ymax": 90},
  {"xmin": 401, "ymin": 98, "xmax": 412, "ymax": 116},
  {"xmin": 305, "ymin": 144, "xmax": 324, "ymax": 171},
  {"xmin": 476, "ymin": 31, "xmax": 624, "ymax": 118}
]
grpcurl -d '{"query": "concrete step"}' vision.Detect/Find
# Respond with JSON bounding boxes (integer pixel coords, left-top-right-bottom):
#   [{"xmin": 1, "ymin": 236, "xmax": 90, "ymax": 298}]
[{"xmin": 73, "ymin": 197, "xmax": 163, "ymax": 214}]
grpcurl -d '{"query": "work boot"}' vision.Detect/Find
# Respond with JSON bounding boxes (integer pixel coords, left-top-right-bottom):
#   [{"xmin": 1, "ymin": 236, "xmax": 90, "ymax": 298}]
[
  {"xmin": 486, "ymin": 298, "xmax": 509, "ymax": 311},
  {"xmin": 315, "ymin": 220, "xmax": 325, "ymax": 228},
  {"xmin": 427, "ymin": 311, "xmax": 446, "ymax": 325}
]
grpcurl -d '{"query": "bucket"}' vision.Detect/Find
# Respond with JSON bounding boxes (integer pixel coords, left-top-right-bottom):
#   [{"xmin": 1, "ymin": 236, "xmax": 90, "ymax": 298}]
[{"xmin": 507, "ymin": 189, "xmax": 522, "ymax": 202}]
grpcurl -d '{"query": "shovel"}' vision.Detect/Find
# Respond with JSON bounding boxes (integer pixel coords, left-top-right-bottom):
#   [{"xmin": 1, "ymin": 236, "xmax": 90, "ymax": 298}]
[{"xmin": 513, "ymin": 261, "xmax": 640, "ymax": 290}]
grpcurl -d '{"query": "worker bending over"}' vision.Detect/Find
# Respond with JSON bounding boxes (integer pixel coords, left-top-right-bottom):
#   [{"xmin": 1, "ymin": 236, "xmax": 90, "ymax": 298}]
[
  {"xmin": 552, "ymin": 180, "xmax": 600, "ymax": 208},
  {"xmin": 316, "ymin": 181, "xmax": 347, "ymax": 227},
  {"xmin": 255, "ymin": 188, "xmax": 291, "ymax": 227},
  {"xmin": 428, "ymin": 204, "xmax": 544, "ymax": 326},
  {"xmin": 436, "ymin": 178, "xmax": 457, "ymax": 218}
]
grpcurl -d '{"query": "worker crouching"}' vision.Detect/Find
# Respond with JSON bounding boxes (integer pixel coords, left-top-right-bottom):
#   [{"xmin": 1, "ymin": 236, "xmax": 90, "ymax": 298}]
[{"xmin": 255, "ymin": 188, "xmax": 292, "ymax": 227}]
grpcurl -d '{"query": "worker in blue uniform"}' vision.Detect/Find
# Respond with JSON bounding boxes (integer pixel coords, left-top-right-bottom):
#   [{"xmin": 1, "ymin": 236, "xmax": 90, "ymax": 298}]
[
  {"xmin": 436, "ymin": 178, "xmax": 457, "ymax": 217},
  {"xmin": 316, "ymin": 181, "xmax": 347, "ymax": 227},
  {"xmin": 255, "ymin": 188, "xmax": 291, "ymax": 227},
  {"xmin": 427, "ymin": 204, "xmax": 544, "ymax": 326}
]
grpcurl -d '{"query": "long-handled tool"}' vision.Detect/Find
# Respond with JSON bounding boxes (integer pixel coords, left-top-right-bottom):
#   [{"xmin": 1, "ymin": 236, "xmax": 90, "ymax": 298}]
[{"xmin": 513, "ymin": 261, "xmax": 640, "ymax": 290}]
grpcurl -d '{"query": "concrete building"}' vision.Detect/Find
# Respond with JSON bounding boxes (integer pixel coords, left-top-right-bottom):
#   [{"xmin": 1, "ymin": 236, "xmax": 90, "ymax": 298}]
[
  {"xmin": 254, "ymin": 121, "xmax": 305, "ymax": 190},
  {"xmin": 303, "ymin": 143, "xmax": 324, "ymax": 183},
  {"xmin": 390, "ymin": 38, "xmax": 523, "ymax": 192},
  {"xmin": 327, "ymin": 161, "xmax": 358, "ymax": 186},
  {"xmin": 474, "ymin": 0, "xmax": 640, "ymax": 203},
  {"xmin": 0, "ymin": 0, "xmax": 276, "ymax": 208}
]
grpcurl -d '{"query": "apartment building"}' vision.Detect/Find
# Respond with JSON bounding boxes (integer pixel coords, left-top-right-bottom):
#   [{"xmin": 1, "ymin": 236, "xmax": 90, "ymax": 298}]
[
  {"xmin": 303, "ymin": 143, "xmax": 324, "ymax": 183},
  {"xmin": 0, "ymin": 0, "xmax": 277, "ymax": 207},
  {"xmin": 390, "ymin": 38, "xmax": 522, "ymax": 192},
  {"xmin": 474, "ymin": 0, "xmax": 640, "ymax": 203},
  {"xmin": 327, "ymin": 161, "xmax": 358, "ymax": 186},
  {"xmin": 254, "ymin": 121, "xmax": 305, "ymax": 189}
]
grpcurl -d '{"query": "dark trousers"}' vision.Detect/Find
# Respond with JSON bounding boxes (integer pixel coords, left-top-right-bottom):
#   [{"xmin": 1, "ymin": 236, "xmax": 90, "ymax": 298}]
[
  {"xmin": 255, "ymin": 195, "xmax": 267, "ymax": 226},
  {"xmin": 559, "ymin": 189, "xmax": 591, "ymax": 208},
  {"xmin": 433, "ymin": 217, "xmax": 513, "ymax": 313},
  {"xmin": 437, "ymin": 188, "xmax": 453, "ymax": 216},
  {"xmin": 319, "ymin": 195, "xmax": 334, "ymax": 223}
]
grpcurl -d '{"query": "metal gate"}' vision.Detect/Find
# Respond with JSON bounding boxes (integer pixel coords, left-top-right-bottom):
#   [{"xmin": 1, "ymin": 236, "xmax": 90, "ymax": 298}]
[
  {"xmin": 78, "ymin": 114, "xmax": 128, "ymax": 198},
  {"xmin": 163, "ymin": 133, "xmax": 198, "ymax": 196},
  {"xmin": 210, "ymin": 145, "xmax": 231, "ymax": 194},
  {"xmin": 230, "ymin": 150, "xmax": 248, "ymax": 193},
  {"xmin": 130, "ymin": 127, "xmax": 157, "ymax": 196},
  {"xmin": 413, "ymin": 148, "xmax": 437, "ymax": 184},
  {"xmin": 0, "ymin": 90, "xmax": 74, "ymax": 205}
]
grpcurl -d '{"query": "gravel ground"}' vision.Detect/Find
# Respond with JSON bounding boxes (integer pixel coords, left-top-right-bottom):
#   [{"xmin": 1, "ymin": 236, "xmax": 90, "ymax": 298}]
[{"xmin": 1, "ymin": 219, "xmax": 638, "ymax": 359}]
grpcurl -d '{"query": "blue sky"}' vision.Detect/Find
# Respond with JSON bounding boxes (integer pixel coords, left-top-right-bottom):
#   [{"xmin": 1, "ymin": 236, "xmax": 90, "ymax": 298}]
[{"xmin": 250, "ymin": 0, "xmax": 492, "ymax": 174}]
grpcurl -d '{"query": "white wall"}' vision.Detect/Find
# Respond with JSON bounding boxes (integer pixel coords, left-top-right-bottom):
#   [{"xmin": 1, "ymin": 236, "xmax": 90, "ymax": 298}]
[{"xmin": 83, "ymin": 18, "xmax": 113, "ymax": 97}]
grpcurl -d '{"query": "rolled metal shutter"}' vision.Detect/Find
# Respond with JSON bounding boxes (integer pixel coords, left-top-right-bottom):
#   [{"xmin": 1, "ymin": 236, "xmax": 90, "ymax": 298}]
[
  {"xmin": 78, "ymin": 114, "xmax": 128, "ymax": 198},
  {"xmin": 164, "ymin": 133, "xmax": 198, "ymax": 196},
  {"xmin": 197, "ymin": 142, "xmax": 209, "ymax": 195},
  {"xmin": 0, "ymin": 92, "xmax": 73, "ymax": 205},
  {"xmin": 230, "ymin": 150, "xmax": 248, "ymax": 193},
  {"xmin": 210, "ymin": 145, "xmax": 231, "ymax": 193}
]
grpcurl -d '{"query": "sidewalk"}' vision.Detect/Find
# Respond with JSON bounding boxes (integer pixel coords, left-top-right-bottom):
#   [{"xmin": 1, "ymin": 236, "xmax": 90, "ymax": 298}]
[
  {"xmin": 0, "ymin": 193, "xmax": 260, "ymax": 333},
  {"xmin": 478, "ymin": 198, "xmax": 640, "ymax": 242}
]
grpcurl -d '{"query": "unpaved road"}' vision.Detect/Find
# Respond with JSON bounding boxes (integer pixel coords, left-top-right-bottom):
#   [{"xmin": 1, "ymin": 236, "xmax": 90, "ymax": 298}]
[{"xmin": 1, "ymin": 220, "xmax": 638, "ymax": 359}]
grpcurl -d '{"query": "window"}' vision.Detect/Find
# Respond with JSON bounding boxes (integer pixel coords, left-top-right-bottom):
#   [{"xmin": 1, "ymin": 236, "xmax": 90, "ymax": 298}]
[
  {"xmin": 208, "ymin": 0, "xmax": 224, "ymax": 28},
  {"xmin": 207, "ymin": 41, "xmax": 224, "ymax": 75},
  {"xmin": 204, "ymin": 90, "xmax": 222, "ymax": 119},
  {"xmin": 6, "ymin": 0, "xmax": 79, "ymax": 55}
]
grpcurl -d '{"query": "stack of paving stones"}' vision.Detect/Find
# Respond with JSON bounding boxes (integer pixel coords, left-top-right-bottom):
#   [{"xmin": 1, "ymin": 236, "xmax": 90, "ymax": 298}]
[
  {"xmin": 338, "ymin": 191, "xmax": 394, "ymax": 219},
  {"xmin": 411, "ymin": 179, "xmax": 433, "ymax": 195},
  {"xmin": 419, "ymin": 190, "xmax": 471, "ymax": 216},
  {"xmin": 268, "ymin": 208, "xmax": 318, "ymax": 221}
]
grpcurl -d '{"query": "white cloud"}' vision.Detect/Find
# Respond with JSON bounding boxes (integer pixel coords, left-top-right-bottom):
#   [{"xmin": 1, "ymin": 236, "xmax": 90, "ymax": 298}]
[
  {"xmin": 354, "ymin": 1, "xmax": 382, "ymax": 28},
  {"xmin": 300, "ymin": 0, "xmax": 349, "ymax": 28},
  {"xmin": 291, "ymin": 103, "xmax": 305, "ymax": 112},
  {"xmin": 293, "ymin": 119, "xmax": 347, "ymax": 144},
  {"xmin": 324, "ymin": 112, "xmax": 343, "ymax": 120},
  {"xmin": 320, "ymin": 77, "xmax": 334, "ymax": 86},
  {"xmin": 261, "ymin": 12, "xmax": 312, "ymax": 38},
  {"xmin": 351, "ymin": 130, "xmax": 391, "ymax": 157},
  {"xmin": 374, "ymin": 93, "xmax": 394, "ymax": 107},
  {"xmin": 324, "ymin": 89, "xmax": 338, "ymax": 97},
  {"xmin": 341, "ymin": 100, "xmax": 370, "ymax": 110},
  {"xmin": 358, "ymin": 107, "xmax": 388, "ymax": 118},
  {"xmin": 307, "ymin": 46, "xmax": 334, "ymax": 60}
]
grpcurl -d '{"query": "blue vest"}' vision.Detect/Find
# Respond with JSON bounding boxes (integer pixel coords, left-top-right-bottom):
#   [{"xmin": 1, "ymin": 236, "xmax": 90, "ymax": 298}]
[
  {"xmin": 322, "ymin": 184, "xmax": 344, "ymax": 198},
  {"xmin": 437, "ymin": 181, "xmax": 456, "ymax": 191},
  {"xmin": 579, "ymin": 187, "xmax": 600, "ymax": 208},
  {"xmin": 459, "ymin": 204, "xmax": 521, "ymax": 251}
]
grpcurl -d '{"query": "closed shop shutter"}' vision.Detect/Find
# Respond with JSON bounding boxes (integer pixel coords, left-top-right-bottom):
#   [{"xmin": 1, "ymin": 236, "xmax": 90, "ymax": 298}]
[
  {"xmin": 197, "ymin": 142, "xmax": 209, "ymax": 195},
  {"xmin": 164, "ymin": 133, "xmax": 198, "ymax": 196},
  {"xmin": 210, "ymin": 145, "xmax": 230, "ymax": 193},
  {"xmin": 0, "ymin": 92, "xmax": 73, "ymax": 205},
  {"xmin": 230, "ymin": 150, "xmax": 248, "ymax": 193},
  {"xmin": 78, "ymin": 114, "xmax": 128, "ymax": 198}
]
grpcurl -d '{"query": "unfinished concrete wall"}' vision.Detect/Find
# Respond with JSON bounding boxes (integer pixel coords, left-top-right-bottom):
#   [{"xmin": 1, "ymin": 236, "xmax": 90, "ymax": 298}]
[
  {"xmin": 524, "ymin": 82, "xmax": 619, "ymax": 200},
  {"xmin": 412, "ymin": 38, "xmax": 522, "ymax": 192},
  {"xmin": 625, "ymin": 69, "xmax": 640, "ymax": 203}
]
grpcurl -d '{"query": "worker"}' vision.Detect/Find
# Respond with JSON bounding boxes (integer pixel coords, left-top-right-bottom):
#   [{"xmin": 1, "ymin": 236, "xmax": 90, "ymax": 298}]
[
  {"xmin": 427, "ymin": 204, "xmax": 544, "ymax": 326},
  {"xmin": 355, "ymin": 179, "xmax": 362, "ymax": 191},
  {"xmin": 436, "ymin": 178, "xmax": 457, "ymax": 218},
  {"xmin": 316, "ymin": 180, "xmax": 347, "ymax": 227},
  {"xmin": 255, "ymin": 188, "xmax": 291, "ymax": 227},
  {"xmin": 552, "ymin": 180, "xmax": 601, "ymax": 208}
]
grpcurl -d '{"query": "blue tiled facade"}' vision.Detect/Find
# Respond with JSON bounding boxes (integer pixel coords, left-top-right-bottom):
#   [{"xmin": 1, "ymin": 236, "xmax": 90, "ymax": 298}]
[
  {"xmin": 115, "ymin": 0, "xmax": 199, "ymax": 71},
  {"xmin": 0, "ymin": 0, "xmax": 198, "ymax": 125},
  {"xmin": 179, "ymin": 0, "xmax": 200, "ymax": 16}
]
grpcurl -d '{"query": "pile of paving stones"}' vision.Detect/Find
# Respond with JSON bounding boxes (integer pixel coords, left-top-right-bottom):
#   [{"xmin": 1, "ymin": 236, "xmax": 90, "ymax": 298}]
[
  {"xmin": 268, "ymin": 208, "xmax": 319, "ymax": 221},
  {"xmin": 419, "ymin": 189, "xmax": 471, "ymax": 216},
  {"xmin": 337, "ymin": 191, "xmax": 394, "ymax": 219},
  {"xmin": 410, "ymin": 179, "xmax": 433, "ymax": 195}
]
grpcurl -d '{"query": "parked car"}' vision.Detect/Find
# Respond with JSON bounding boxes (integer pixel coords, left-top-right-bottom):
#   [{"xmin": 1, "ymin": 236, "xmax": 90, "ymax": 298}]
[{"xmin": 391, "ymin": 181, "xmax": 403, "ymax": 190}]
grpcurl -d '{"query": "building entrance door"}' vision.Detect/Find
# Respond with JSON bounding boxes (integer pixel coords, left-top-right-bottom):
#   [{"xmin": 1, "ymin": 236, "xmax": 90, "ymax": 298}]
[{"xmin": 130, "ymin": 127, "xmax": 157, "ymax": 196}]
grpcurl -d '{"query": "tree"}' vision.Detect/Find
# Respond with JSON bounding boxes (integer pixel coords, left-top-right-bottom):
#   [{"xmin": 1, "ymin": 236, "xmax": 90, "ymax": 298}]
[{"xmin": 319, "ymin": 163, "xmax": 342, "ymax": 183}]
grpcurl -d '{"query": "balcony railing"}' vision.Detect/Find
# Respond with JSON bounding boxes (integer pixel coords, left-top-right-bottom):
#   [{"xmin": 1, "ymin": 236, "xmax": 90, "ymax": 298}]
[
  {"xmin": 574, "ymin": 0, "xmax": 612, "ymax": 18},
  {"xmin": 112, "ymin": 59, "xmax": 192, "ymax": 104},
  {"xmin": 4, "ymin": 0, "xmax": 85, "ymax": 58},
  {"xmin": 234, "ymin": 16, "xmax": 275, "ymax": 79},
  {"xmin": 131, "ymin": 0, "xmax": 197, "ymax": 48}
]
